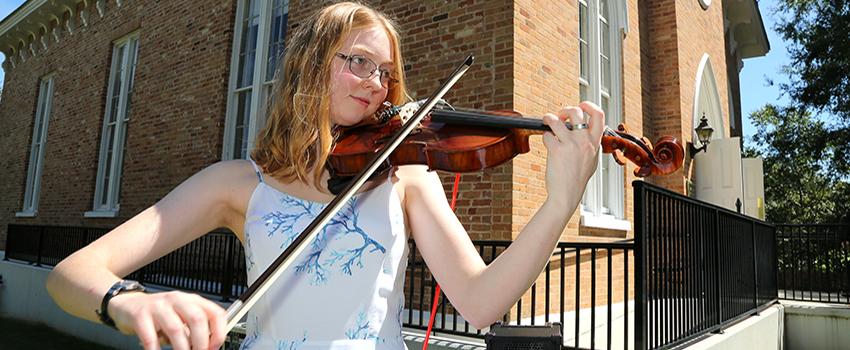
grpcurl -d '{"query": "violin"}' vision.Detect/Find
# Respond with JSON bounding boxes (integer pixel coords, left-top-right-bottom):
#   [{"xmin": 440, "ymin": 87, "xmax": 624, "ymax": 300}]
[{"xmin": 328, "ymin": 102, "xmax": 684, "ymax": 180}]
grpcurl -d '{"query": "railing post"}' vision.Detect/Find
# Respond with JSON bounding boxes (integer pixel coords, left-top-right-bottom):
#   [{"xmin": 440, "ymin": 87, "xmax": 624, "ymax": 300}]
[
  {"xmin": 222, "ymin": 235, "xmax": 235, "ymax": 302},
  {"xmin": 713, "ymin": 209, "xmax": 723, "ymax": 334},
  {"xmin": 35, "ymin": 226, "xmax": 45, "ymax": 267},
  {"xmin": 4, "ymin": 225, "xmax": 12, "ymax": 261},
  {"xmin": 633, "ymin": 181, "xmax": 647, "ymax": 350},
  {"xmin": 751, "ymin": 222, "xmax": 760, "ymax": 315}
]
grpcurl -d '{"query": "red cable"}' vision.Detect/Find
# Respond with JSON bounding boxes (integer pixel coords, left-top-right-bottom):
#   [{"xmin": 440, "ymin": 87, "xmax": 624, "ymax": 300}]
[{"xmin": 422, "ymin": 173, "xmax": 460, "ymax": 350}]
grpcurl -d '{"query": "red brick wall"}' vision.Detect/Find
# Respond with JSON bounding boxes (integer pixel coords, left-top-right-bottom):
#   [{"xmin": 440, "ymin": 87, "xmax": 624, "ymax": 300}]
[{"xmin": 0, "ymin": 0, "xmax": 236, "ymax": 248}]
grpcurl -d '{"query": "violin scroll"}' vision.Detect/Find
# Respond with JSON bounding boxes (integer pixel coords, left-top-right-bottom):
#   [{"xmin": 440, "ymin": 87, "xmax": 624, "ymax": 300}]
[{"xmin": 601, "ymin": 124, "xmax": 684, "ymax": 177}]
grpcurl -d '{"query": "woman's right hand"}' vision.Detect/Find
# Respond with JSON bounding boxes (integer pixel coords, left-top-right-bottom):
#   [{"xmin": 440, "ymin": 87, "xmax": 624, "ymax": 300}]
[{"xmin": 109, "ymin": 290, "xmax": 227, "ymax": 350}]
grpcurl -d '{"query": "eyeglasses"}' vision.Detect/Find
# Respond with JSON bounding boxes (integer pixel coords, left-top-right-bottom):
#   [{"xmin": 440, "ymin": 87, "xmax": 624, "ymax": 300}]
[{"xmin": 335, "ymin": 53, "xmax": 399, "ymax": 90}]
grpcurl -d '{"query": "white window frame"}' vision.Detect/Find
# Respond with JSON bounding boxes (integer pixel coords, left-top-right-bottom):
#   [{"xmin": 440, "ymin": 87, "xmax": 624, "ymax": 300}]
[
  {"xmin": 223, "ymin": 0, "xmax": 290, "ymax": 160},
  {"xmin": 86, "ymin": 31, "xmax": 140, "ymax": 218},
  {"xmin": 579, "ymin": 0, "xmax": 631, "ymax": 231},
  {"xmin": 17, "ymin": 72, "xmax": 57, "ymax": 217}
]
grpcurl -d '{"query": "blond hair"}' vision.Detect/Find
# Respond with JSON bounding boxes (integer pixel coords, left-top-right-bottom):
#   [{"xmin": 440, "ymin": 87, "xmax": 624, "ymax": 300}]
[{"xmin": 252, "ymin": 2, "xmax": 409, "ymax": 188}]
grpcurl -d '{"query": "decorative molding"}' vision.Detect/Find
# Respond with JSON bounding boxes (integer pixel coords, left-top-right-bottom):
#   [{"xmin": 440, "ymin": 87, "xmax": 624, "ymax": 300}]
[
  {"xmin": 49, "ymin": 15, "xmax": 62, "ymax": 42},
  {"xmin": 81, "ymin": 1, "xmax": 91, "ymax": 26},
  {"xmin": 66, "ymin": 8, "xmax": 76, "ymax": 35},
  {"xmin": 722, "ymin": 0, "xmax": 769, "ymax": 58},
  {"xmin": 96, "ymin": 0, "xmax": 106, "ymax": 18},
  {"xmin": 39, "ymin": 23, "xmax": 49, "ymax": 50}
]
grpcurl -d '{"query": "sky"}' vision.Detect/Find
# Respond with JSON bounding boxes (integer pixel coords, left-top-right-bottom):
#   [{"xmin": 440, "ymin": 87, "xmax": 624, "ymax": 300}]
[{"xmin": 1, "ymin": 0, "xmax": 788, "ymax": 140}]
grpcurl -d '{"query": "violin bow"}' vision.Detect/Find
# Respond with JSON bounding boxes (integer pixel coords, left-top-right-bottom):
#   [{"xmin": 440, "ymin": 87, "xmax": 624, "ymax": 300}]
[{"xmin": 223, "ymin": 54, "xmax": 475, "ymax": 331}]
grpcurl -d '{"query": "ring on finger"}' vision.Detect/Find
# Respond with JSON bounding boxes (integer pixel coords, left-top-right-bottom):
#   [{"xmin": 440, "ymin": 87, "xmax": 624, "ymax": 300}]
[{"xmin": 573, "ymin": 123, "xmax": 589, "ymax": 130}]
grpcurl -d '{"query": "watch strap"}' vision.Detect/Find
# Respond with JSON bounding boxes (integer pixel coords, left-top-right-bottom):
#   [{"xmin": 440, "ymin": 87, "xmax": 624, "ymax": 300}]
[{"xmin": 96, "ymin": 280, "xmax": 145, "ymax": 330}]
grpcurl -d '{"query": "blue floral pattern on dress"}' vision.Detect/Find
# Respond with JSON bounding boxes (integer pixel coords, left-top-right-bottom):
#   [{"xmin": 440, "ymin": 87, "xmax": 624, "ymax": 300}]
[
  {"xmin": 244, "ymin": 231, "xmax": 256, "ymax": 273},
  {"xmin": 345, "ymin": 307, "xmax": 378, "ymax": 341},
  {"xmin": 240, "ymin": 314, "xmax": 261, "ymax": 349},
  {"xmin": 241, "ymin": 314, "xmax": 308, "ymax": 350},
  {"xmin": 262, "ymin": 195, "xmax": 386, "ymax": 285}
]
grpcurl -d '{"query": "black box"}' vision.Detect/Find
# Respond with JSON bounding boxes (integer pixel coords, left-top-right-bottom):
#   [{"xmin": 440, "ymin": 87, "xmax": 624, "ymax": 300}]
[{"xmin": 484, "ymin": 321, "xmax": 562, "ymax": 350}]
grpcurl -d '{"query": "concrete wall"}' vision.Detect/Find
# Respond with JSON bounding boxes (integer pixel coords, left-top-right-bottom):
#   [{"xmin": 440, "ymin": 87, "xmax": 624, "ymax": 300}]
[
  {"xmin": 682, "ymin": 304, "xmax": 784, "ymax": 350},
  {"xmin": 0, "ymin": 253, "xmax": 142, "ymax": 349},
  {"xmin": 783, "ymin": 300, "xmax": 850, "ymax": 350}
]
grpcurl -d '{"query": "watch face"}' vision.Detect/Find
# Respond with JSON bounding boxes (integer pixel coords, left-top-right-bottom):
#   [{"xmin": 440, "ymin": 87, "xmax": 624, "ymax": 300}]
[{"xmin": 118, "ymin": 280, "xmax": 145, "ymax": 292}]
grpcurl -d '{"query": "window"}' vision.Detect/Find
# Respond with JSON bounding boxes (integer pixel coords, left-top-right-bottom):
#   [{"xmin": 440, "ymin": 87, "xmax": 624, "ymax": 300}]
[
  {"xmin": 224, "ymin": 0, "xmax": 289, "ymax": 160},
  {"xmin": 87, "ymin": 31, "xmax": 140, "ymax": 217},
  {"xmin": 17, "ymin": 73, "xmax": 56, "ymax": 217},
  {"xmin": 579, "ymin": 0, "xmax": 630, "ymax": 230}
]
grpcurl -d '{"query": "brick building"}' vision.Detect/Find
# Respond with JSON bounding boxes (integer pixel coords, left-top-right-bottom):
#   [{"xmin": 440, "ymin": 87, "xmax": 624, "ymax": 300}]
[{"xmin": 0, "ymin": 0, "xmax": 767, "ymax": 323}]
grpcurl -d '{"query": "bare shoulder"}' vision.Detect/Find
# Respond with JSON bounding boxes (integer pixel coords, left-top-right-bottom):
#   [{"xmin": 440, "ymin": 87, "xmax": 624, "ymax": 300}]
[
  {"xmin": 392, "ymin": 165, "xmax": 445, "ymax": 207},
  {"xmin": 162, "ymin": 160, "xmax": 261, "ymax": 233},
  {"xmin": 203, "ymin": 159, "xmax": 260, "ymax": 199}
]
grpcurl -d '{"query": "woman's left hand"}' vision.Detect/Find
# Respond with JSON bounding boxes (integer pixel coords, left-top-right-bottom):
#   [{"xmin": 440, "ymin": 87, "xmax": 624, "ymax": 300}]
[{"xmin": 540, "ymin": 101, "xmax": 605, "ymax": 208}]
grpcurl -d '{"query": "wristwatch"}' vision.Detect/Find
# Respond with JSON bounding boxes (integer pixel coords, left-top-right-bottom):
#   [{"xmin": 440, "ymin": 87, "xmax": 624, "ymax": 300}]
[{"xmin": 96, "ymin": 280, "xmax": 146, "ymax": 330}]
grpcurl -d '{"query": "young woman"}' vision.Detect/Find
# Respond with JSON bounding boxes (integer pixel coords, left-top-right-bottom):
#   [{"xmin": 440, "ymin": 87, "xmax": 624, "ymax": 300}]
[{"xmin": 46, "ymin": 2, "xmax": 605, "ymax": 350}]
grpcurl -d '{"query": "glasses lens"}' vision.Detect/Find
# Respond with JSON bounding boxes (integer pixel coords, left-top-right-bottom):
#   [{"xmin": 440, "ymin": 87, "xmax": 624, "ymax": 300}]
[
  {"xmin": 382, "ymin": 71, "xmax": 399, "ymax": 90},
  {"xmin": 348, "ymin": 55, "xmax": 376, "ymax": 78},
  {"xmin": 345, "ymin": 54, "xmax": 399, "ymax": 90}
]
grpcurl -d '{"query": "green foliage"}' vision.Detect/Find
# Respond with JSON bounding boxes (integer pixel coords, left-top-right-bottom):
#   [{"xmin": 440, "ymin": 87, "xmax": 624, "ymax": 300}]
[
  {"xmin": 773, "ymin": 0, "xmax": 850, "ymax": 175},
  {"xmin": 744, "ymin": 104, "xmax": 849, "ymax": 223}
]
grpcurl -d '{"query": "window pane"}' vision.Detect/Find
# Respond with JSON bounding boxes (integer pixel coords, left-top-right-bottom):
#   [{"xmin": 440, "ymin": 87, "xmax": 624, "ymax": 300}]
[
  {"xmin": 109, "ymin": 46, "xmax": 125, "ymax": 124},
  {"xmin": 266, "ymin": 2, "xmax": 288, "ymax": 82},
  {"xmin": 600, "ymin": 19, "xmax": 610, "ymax": 94},
  {"xmin": 579, "ymin": 2, "xmax": 589, "ymax": 81},
  {"xmin": 100, "ymin": 125, "xmax": 115, "ymax": 208},
  {"xmin": 125, "ymin": 39, "xmax": 139, "ymax": 122},
  {"xmin": 238, "ymin": 0, "xmax": 260, "ymax": 89},
  {"xmin": 599, "ymin": 0, "xmax": 608, "ymax": 19},
  {"xmin": 115, "ymin": 121, "xmax": 129, "ymax": 203},
  {"xmin": 232, "ymin": 90, "xmax": 253, "ymax": 159},
  {"xmin": 580, "ymin": 84, "xmax": 587, "ymax": 103}
]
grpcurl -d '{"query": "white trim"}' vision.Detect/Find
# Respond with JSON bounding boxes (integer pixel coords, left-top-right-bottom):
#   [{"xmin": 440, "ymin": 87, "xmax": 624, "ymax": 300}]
[
  {"xmin": 692, "ymin": 54, "xmax": 725, "ymax": 146},
  {"xmin": 84, "ymin": 210, "xmax": 120, "ymax": 218},
  {"xmin": 15, "ymin": 211, "xmax": 37, "ymax": 218},
  {"xmin": 580, "ymin": 210, "xmax": 633, "ymax": 231}
]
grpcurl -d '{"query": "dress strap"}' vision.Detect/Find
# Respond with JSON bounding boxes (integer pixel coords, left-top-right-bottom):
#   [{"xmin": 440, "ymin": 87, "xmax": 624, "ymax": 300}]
[{"xmin": 248, "ymin": 159, "xmax": 263, "ymax": 183}]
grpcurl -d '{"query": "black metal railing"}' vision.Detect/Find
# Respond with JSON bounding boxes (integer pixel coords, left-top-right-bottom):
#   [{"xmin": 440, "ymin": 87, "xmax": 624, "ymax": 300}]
[
  {"xmin": 633, "ymin": 181, "xmax": 778, "ymax": 350},
  {"xmin": 405, "ymin": 239, "xmax": 636, "ymax": 350},
  {"xmin": 776, "ymin": 224, "xmax": 850, "ymax": 304},
  {"xmin": 6, "ymin": 223, "xmax": 635, "ymax": 348},
  {"xmin": 4, "ymin": 224, "xmax": 249, "ymax": 301},
  {"xmin": 4, "ymin": 225, "xmax": 110, "ymax": 267}
]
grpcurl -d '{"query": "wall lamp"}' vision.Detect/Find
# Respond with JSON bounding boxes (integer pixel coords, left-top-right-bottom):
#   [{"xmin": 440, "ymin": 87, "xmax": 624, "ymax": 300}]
[{"xmin": 689, "ymin": 113, "xmax": 715, "ymax": 157}]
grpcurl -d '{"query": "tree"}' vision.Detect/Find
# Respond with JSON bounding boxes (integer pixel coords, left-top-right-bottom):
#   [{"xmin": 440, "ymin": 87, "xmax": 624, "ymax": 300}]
[
  {"xmin": 773, "ymin": 0, "xmax": 850, "ymax": 175},
  {"xmin": 744, "ymin": 104, "xmax": 850, "ymax": 224}
]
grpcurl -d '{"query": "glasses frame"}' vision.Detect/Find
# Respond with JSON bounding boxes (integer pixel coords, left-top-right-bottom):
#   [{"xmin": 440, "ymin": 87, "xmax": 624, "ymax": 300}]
[{"xmin": 335, "ymin": 53, "xmax": 399, "ymax": 90}]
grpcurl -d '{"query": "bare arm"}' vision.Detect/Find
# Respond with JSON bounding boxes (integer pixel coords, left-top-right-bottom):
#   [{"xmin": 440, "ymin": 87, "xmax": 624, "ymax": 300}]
[
  {"xmin": 404, "ymin": 103, "xmax": 604, "ymax": 329},
  {"xmin": 46, "ymin": 160, "xmax": 257, "ymax": 350}
]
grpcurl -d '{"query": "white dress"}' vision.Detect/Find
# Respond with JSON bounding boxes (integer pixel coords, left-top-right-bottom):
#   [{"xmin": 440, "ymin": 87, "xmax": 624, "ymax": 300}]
[{"xmin": 240, "ymin": 160, "xmax": 409, "ymax": 350}]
